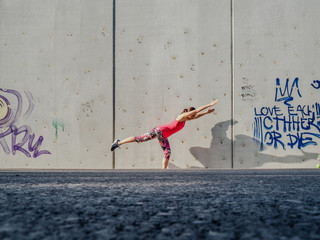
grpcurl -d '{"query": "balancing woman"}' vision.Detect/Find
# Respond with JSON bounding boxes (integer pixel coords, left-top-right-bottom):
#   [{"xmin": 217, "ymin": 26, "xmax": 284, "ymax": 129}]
[{"xmin": 111, "ymin": 100, "xmax": 219, "ymax": 169}]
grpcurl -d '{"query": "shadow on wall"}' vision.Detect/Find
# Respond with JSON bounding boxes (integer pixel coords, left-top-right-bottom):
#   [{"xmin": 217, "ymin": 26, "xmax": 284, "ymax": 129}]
[
  {"xmin": 189, "ymin": 120, "xmax": 318, "ymax": 168},
  {"xmin": 168, "ymin": 163, "xmax": 181, "ymax": 169}
]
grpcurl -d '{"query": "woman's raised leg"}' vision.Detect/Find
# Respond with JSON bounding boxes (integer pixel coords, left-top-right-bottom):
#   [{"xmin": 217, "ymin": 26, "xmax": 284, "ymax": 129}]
[
  {"xmin": 119, "ymin": 128, "xmax": 160, "ymax": 146},
  {"xmin": 118, "ymin": 137, "xmax": 135, "ymax": 146}
]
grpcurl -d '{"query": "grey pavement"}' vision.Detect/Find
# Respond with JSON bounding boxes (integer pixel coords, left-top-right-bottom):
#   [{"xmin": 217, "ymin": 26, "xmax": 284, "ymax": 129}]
[{"xmin": 0, "ymin": 169, "xmax": 320, "ymax": 240}]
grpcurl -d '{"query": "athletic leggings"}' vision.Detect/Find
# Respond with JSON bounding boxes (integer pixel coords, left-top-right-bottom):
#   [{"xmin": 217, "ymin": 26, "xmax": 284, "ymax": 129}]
[{"xmin": 134, "ymin": 127, "xmax": 171, "ymax": 160}]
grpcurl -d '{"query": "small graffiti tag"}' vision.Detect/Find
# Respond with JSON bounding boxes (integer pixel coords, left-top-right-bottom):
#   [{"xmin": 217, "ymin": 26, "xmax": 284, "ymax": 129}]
[
  {"xmin": 311, "ymin": 80, "xmax": 320, "ymax": 89},
  {"xmin": 52, "ymin": 119, "xmax": 64, "ymax": 138}
]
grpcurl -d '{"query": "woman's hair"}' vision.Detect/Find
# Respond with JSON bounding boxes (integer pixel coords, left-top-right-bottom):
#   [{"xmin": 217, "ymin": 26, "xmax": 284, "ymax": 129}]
[{"xmin": 181, "ymin": 107, "xmax": 195, "ymax": 114}]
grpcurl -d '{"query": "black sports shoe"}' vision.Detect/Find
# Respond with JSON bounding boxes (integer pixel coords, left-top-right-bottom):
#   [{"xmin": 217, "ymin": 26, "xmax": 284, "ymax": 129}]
[{"xmin": 111, "ymin": 139, "xmax": 120, "ymax": 151}]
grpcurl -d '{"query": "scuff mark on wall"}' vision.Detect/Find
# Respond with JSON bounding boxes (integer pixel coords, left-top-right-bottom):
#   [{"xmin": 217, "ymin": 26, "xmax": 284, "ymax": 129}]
[
  {"xmin": 241, "ymin": 85, "xmax": 257, "ymax": 101},
  {"xmin": 241, "ymin": 78, "xmax": 257, "ymax": 102},
  {"xmin": 81, "ymin": 100, "xmax": 94, "ymax": 117},
  {"xmin": 137, "ymin": 36, "xmax": 144, "ymax": 44},
  {"xmin": 164, "ymin": 41, "xmax": 172, "ymax": 50}
]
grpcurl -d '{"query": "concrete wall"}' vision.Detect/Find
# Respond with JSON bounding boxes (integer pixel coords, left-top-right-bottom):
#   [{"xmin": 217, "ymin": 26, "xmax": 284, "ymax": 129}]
[
  {"xmin": 0, "ymin": 0, "xmax": 319, "ymax": 169},
  {"xmin": 115, "ymin": 0, "xmax": 231, "ymax": 169},
  {"xmin": 0, "ymin": 0, "xmax": 113, "ymax": 169},
  {"xmin": 234, "ymin": 0, "xmax": 320, "ymax": 168}
]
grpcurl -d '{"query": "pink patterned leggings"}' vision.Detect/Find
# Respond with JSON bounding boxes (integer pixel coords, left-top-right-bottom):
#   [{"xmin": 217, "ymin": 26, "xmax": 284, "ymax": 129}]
[{"xmin": 134, "ymin": 127, "xmax": 171, "ymax": 160}]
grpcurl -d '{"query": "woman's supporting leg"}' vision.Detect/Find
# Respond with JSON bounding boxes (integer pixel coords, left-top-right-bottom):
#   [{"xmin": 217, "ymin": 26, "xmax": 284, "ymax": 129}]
[
  {"xmin": 116, "ymin": 128, "xmax": 172, "ymax": 169},
  {"xmin": 162, "ymin": 157, "xmax": 169, "ymax": 169},
  {"xmin": 158, "ymin": 136, "xmax": 171, "ymax": 169}
]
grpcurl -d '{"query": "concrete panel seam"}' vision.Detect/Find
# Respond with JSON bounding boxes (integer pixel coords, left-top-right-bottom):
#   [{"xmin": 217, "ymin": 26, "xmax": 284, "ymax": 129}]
[
  {"xmin": 231, "ymin": 0, "xmax": 235, "ymax": 169},
  {"xmin": 112, "ymin": 0, "xmax": 116, "ymax": 169}
]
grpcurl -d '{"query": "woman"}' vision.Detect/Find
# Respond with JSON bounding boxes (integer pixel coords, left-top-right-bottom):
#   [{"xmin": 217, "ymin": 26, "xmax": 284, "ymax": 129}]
[{"xmin": 111, "ymin": 99, "xmax": 219, "ymax": 169}]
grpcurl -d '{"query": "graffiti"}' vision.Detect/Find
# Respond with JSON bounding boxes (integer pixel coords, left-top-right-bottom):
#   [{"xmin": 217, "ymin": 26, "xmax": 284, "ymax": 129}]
[
  {"xmin": 0, "ymin": 88, "xmax": 50, "ymax": 158},
  {"xmin": 190, "ymin": 120, "xmax": 318, "ymax": 168},
  {"xmin": 316, "ymin": 103, "xmax": 320, "ymax": 118},
  {"xmin": 275, "ymin": 77, "xmax": 302, "ymax": 106},
  {"xmin": 253, "ymin": 78, "xmax": 320, "ymax": 150},
  {"xmin": 311, "ymin": 80, "xmax": 320, "ymax": 89},
  {"xmin": 52, "ymin": 119, "xmax": 64, "ymax": 138}
]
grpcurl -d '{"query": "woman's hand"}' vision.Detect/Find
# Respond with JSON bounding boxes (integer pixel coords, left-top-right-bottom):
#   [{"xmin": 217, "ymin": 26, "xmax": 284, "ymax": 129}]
[
  {"xmin": 210, "ymin": 99, "xmax": 219, "ymax": 106},
  {"xmin": 206, "ymin": 108, "xmax": 215, "ymax": 114}
]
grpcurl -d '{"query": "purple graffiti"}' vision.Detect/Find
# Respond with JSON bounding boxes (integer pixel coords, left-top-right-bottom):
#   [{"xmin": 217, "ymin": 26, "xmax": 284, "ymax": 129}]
[{"xmin": 0, "ymin": 88, "xmax": 50, "ymax": 158}]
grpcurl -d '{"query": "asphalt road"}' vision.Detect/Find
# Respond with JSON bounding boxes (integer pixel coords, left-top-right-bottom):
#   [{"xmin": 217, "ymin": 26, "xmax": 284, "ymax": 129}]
[{"xmin": 0, "ymin": 169, "xmax": 320, "ymax": 240}]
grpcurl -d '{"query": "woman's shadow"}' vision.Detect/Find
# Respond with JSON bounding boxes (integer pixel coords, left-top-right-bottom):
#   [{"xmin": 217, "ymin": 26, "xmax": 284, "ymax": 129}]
[{"xmin": 189, "ymin": 120, "xmax": 317, "ymax": 168}]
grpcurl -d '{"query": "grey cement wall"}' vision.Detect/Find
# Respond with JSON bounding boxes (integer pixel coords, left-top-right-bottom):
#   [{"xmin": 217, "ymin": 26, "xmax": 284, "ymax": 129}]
[
  {"xmin": 0, "ymin": 0, "xmax": 113, "ymax": 169},
  {"xmin": 115, "ymin": 0, "xmax": 231, "ymax": 169},
  {"xmin": 0, "ymin": 0, "xmax": 319, "ymax": 169},
  {"xmin": 234, "ymin": 0, "xmax": 320, "ymax": 168}
]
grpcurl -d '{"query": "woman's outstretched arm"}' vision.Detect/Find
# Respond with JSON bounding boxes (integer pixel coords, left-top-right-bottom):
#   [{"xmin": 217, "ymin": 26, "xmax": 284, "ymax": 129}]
[
  {"xmin": 191, "ymin": 108, "xmax": 215, "ymax": 120},
  {"xmin": 194, "ymin": 108, "xmax": 215, "ymax": 119},
  {"xmin": 176, "ymin": 99, "xmax": 219, "ymax": 122}
]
